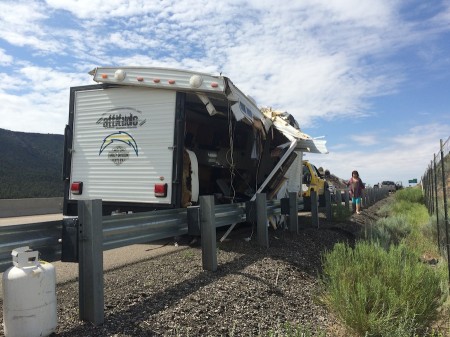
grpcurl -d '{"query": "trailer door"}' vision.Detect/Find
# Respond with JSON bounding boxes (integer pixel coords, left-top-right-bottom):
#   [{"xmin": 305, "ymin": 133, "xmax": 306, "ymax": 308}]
[{"xmin": 69, "ymin": 86, "xmax": 177, "ymax": 205}]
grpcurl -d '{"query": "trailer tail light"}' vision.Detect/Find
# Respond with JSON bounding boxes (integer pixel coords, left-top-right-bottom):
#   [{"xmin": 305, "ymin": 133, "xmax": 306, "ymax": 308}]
[
  {"xmin": 71, "ymin": 182, "xmax": 83, "ymax": 195},
  {"xmin": 154, "ymin": 183, "xmax": 167, "ymax": 197}
]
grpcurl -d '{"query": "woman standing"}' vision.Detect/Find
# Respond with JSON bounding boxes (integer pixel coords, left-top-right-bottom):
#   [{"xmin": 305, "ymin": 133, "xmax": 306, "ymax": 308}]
[{"xmin": 346, "ymin": 170, "xmax": 365, "ymax": 214}]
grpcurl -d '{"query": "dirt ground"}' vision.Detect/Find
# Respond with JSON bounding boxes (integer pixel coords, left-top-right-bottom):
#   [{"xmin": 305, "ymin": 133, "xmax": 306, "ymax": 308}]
[{"xmin": 1, "ymin": 198, "xmax": 391, "ymax": 337}]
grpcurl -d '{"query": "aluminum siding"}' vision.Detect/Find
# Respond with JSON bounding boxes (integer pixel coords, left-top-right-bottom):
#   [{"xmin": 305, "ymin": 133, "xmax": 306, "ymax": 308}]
[{"xmin": 70, "ymin": 87, "xmax": 176, "ymax": 204}]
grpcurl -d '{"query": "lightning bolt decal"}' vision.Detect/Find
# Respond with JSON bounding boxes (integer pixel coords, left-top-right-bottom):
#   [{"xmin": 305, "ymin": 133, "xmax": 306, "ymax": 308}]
[{"xmin": 99, "ymin": 131, "xmax": 138, "ymax": 156}]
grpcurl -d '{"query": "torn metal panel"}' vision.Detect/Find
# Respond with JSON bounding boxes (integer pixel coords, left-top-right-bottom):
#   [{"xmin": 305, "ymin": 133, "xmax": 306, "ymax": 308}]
[
  {"xmin": 225, "ymin": 79, "xmax": 272, "ymax": 132},
  {"xmin": 296, "ymin": 138, "xmax": 328, "ymax": 154},
  {"xmin": 262, "ymin": 107, "xmax": 328, "ymax": 154},
  {"xmin": 196, "ymin": 93, "xmax": 218, "ymax": 116},
  {"xmin": 251, "ymin": 139, "xmax": 298, "ymax": 201}
]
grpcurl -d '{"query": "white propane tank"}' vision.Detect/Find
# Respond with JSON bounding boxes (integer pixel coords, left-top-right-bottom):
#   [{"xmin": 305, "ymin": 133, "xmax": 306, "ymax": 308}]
[{"xmin": 2, "ymin": 246, "xmax": 57, "ymax": 337}]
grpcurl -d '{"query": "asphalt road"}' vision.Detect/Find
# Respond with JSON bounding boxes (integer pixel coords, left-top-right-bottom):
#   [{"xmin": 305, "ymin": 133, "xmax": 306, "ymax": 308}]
[{"xmin": 0, "ymin": 213, "xmax": 63, "ymax": 226}]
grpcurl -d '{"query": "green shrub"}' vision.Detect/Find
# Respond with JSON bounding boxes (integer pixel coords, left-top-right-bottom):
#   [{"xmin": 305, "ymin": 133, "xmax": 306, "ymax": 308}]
[
  {"xmin": 389, "ymin": 200, "xmax": 429, "ymax": 228},
  {"xmin": 376, "ymin": 203, "xmax": 393, "ymax": 218},
  {"xmin": 322, "ymin": 241, "xmax": 445, "ymax": 336},
  {"xmin": 366, "ymin": 215, "xmax": 411, "ymax": 249},
  {"xmin": 332, "ymin": 203, "xmax": 352, "ymax": 221},
  {"xmin": 394, "ymin": 188, "xmax": 424, "ymax": 204}
]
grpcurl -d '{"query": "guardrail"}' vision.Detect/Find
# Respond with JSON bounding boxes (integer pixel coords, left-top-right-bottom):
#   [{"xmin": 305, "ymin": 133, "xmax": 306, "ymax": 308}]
[
  {"xmin": 103, "ymin": 208, "xmax": 189, "ymax": 251},
  {"xmin": 70, "ymin": 193, "xmax": 299, "ymax": 324},
  {"xmin": 2, "ymin": 189, "xmax": 393, "ymax": 327},
  {"xmin": 0, "ymin": 221, "xmax": 61, "ymax": 273}
]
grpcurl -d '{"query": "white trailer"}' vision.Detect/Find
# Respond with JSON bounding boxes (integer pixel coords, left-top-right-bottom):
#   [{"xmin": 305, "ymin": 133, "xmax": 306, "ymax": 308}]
[{"xmin": 63, "ymin": 67, "xmax": 327, "ymax": 216}]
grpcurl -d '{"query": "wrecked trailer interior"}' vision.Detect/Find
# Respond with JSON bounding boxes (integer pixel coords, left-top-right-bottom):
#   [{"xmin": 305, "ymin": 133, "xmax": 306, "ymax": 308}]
[{"xmin": 182, "ymin": 91, "xmax": 298, "ymax": 206}]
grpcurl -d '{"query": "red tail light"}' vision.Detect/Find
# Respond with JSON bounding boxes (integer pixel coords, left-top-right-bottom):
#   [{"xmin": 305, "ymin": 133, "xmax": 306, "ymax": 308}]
[
  {"xmin": 71, "ymin": 182, "xmax": 83, "ymax": 195},
  {"xmin": 154, "ymin": 183, "xmax": 167, "ymax": 197}
]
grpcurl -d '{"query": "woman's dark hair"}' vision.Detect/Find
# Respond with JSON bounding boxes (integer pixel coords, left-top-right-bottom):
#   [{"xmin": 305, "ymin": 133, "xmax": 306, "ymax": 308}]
[{"xmin": 352, "ymin": 170, "xmax": 359, "ymax": 177}]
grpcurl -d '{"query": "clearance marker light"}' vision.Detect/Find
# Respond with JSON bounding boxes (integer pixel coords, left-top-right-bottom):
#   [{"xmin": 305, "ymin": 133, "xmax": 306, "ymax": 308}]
[
  {"xmin": 154, "ymin": 183, "xmax": 168, "ymax": 197},
  {"xmin": 153, "ymin": 78, "xmax": 161, "ymax": 83},
  {"xmin": 114, "ymin": 69, "xmax": 126, "ymax": 81},
  {"xmin": 101, "ymin": 74, "xmax": 108, "ymax": 79},
  {"xmin": 137, "ymin": 76, "xmax": 144, "ymax": 82},
  {"xmin": 211, "ymin": 82, "xmax": 219, "ymax": 88},
  {"xmin": 189, "ymin": 75, "xmax": 203, "ymax": 88},
  {"xmin": 168, "ymin": 79, "xmax": 176, "ymax": 84}
]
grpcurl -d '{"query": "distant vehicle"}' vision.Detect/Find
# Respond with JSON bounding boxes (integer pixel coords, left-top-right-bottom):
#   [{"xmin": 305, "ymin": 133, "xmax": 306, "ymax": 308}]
[
  {"xmin": 395, "ymin": 181, "xmax": 403, "ymax": 190},
  {"xmin": 381, "ymin": 181, "xmax": 396, "ymax": 192},
  {"xmin": 301, "ymin": 160, "xmax": 328, "ymax": 210}
]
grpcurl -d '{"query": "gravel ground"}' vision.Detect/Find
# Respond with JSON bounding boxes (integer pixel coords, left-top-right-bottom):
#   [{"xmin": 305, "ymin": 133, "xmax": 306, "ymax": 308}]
[{"xmin": 1, "ymin": 198, "xmax": 390, "ymax": 337}]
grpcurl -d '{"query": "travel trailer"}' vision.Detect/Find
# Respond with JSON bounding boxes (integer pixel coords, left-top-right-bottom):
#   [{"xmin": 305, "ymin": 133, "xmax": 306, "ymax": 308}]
[{"xmin": 62, "ymin": 67, "xmax": 328, "ymax": 217}]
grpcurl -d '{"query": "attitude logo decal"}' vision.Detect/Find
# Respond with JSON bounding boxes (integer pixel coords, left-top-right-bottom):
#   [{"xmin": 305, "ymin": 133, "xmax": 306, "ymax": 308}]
[
  {"xmin": 99, "ymin": 131, "xmax": 138, "ymax": 165},
  {"xmin": 96, "ymin": 107, "xmax": 147, "ymax": 129}
]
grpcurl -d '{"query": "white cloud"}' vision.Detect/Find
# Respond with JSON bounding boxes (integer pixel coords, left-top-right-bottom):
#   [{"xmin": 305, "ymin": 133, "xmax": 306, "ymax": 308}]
[
  {"xmin": 315, "ymin": 122, "xmax": 450, "ymax": 185},
  {"xmin": 0, "ymin": 66, "xmax": 89, "ymax": 134},
  {"xmin": 350, "ymin": 134, "xmax": 379, "ymax": 146},
  {"xmin": 0, "ymin": 49, "xmax": 13, "ymax": 65},
  {"xmin": 0, "ymin": 0, "xmax": 448, "ymax": 168}
]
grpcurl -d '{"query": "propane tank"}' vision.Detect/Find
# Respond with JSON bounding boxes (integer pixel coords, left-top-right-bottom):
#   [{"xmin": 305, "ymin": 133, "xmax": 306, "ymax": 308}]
[{"xmin": 2, "ymin": 247, "xmax": 57, "ymax": 337}]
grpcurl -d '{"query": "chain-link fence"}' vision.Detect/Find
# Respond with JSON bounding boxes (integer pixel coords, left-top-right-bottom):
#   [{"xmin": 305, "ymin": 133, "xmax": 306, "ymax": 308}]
[{"xmin": 422, "ymin": 137, "xmax": 450, "ymax": 281}]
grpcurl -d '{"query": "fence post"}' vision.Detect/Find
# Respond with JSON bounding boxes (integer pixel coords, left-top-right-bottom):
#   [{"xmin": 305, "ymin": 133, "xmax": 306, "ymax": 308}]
[
  {"xmin": 433, "ymin": 158, "xmax": 440, "ymax": 252},
  {"xmin": 288, "ymin": 192, "xmax": 298, "ymax": 234},
  {"xmin": 439, "ymin": 139, "xmax": 450, "ymax": 282},
  {"xmin": 256, "ymin": 193, "xmax": 269, "ymax": 248},
  {"xmin": 325, "ymin": 189, "xmax": 332, "ymax": 221},
  {"xmin": 199, "ymin": 195, "xmax": 217, "ymax": 271},
  {"xmin": 311, "ymin": 190, "xmax": 319, "ymax": 228},
  {"xmin": 78, "ymin": 199, "xmax": 104, "ymax": 325}
]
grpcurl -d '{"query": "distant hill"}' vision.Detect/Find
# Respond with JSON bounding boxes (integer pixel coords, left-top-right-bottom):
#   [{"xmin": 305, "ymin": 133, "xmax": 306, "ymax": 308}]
[{"xmin": 0, "ymin": 128, "xmax": 64, "ymax": 199}]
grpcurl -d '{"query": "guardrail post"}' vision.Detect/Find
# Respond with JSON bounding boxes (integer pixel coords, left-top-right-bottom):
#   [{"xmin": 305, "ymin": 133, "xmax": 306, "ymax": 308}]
[
  {"xmin": 199, "ymin": 195, "xmax": 217, "ymax": 271},
  {"xmin": 288, "ymin": 192, "xmax": 298, "ymax": 234},
  {"xmin": 325, "ymin": 190, "xmax": 332, "ymax": 221},
  {"xmin": 187, "ymin": 206, "xmax": 201, "ymax": 236},
  {"xmin": 256, "ymin": 193, "xmax": 269, "ymax": 248},
  {"xmin": 344, "ymin": 190, "xmax": 350, "ymax": 210},
  {"xmin": 336, "ymin": 189, "xmax": 342, "ymax": 205},
  {"xmin": 311, "ymin": 190, "xmax": 319, "ymax": 228},
  {"xmin": 78, "ymin": 199, "xmax": 104, "ymax": 325}
]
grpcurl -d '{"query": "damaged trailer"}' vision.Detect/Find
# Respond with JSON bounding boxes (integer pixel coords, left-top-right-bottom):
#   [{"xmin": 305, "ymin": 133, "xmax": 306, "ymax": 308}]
[{"xmin": 62, "ymin": 67, "xmax": 327, "ymax": 217}]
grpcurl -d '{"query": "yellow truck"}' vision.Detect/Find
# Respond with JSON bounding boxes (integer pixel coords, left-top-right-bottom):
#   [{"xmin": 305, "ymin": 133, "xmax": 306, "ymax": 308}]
[{"xmin": 301, "ymin": 160, "xmax": 328, "ymax": 210}]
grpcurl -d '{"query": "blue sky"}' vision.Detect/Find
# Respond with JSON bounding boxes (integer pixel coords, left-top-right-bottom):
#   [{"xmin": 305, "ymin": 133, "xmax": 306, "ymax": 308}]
[{"xmin": 0, "ymin": 0, "xmax": 449, "ymax": 186}]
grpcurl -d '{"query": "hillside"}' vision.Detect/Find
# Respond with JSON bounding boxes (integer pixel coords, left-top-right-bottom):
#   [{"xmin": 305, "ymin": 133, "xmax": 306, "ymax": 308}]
[{"xmin": 0, "ymin": 128, "xmax": 64, "ymax": 199}]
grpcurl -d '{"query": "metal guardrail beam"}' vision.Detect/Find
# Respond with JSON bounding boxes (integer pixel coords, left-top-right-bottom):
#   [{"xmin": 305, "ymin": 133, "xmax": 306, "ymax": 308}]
[
  {"xmin": 0, "ymin": 221, "xmax": 61, "ymax": 273},
  {"xmin": 214, "ymin": 202, "xmax": 246, "ymax": 227},
  {"xmin": 0, "ymin": 196, "xmax": 286, "ymax": 273},
  {"xmin": 102, "ymin": 208, "xmax": 188, "ymax": 251},
  {"xmin": 266, "ymin": 199, "xmax": 281, "ymax": 217}
]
